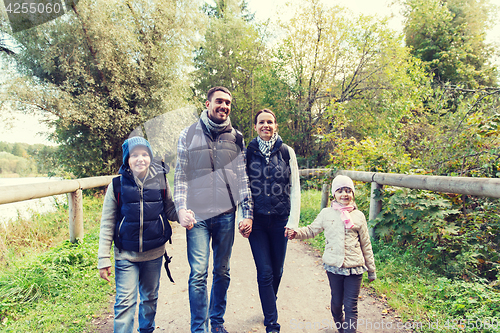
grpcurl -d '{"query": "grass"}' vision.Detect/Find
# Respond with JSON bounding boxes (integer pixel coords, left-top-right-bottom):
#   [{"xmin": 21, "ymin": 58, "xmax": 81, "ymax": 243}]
[
  {"xmin": 298, "ymin": 189, "xmax": 500, "ymax": 333},
  {"xmin": 0, "ymin": 197, "xmax": 70, "ymax": 264},
  {"xmin": 0, "ymin": 193, "xmax": 114, "ymax": 332}
]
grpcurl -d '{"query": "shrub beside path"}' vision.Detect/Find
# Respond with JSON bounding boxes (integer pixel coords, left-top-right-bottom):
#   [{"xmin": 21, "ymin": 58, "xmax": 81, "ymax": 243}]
[{"xmin": 95, "ymin": 223, "xmax": 410, "ymax": 333}]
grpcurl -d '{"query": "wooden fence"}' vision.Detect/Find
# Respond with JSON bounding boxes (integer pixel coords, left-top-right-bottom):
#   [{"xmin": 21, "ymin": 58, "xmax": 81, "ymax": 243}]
[
  {"xmin": 1, "ymin": 170, "xmax": 499, "ymax": 242},
  {"xmin": 0, "ymin": 176, "xmax": 117, "ymax": 243},
  {"xmin": 299, "ymin": 169, "xmax": 500, "ymax": 236}
]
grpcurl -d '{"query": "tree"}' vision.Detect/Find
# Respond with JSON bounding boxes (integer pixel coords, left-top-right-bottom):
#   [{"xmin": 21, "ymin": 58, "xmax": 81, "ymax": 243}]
[
  {"xmin": 265, "ymin": 0, "xmax": 428, "ymax": 163},
  {"xmin": 402, "ymin": 0, "xmax": 498, "ymax": 88},
  {"xmin": 3, "ymin": 0, "xmax": 204, "ymax": 177},
  {"xmin": 11, "ymin": 142, "xmax": 27, "ymax": 157},
  {"xmin": 192, "ymin": 0, "xmax": 270, "ymax": 141}
]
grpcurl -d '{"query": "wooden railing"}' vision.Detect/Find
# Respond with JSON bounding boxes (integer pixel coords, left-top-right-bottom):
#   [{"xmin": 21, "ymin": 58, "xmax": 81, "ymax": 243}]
[
  {"xmin": 299, "ymin": 169, "xmax": 500, "ymax": 236},
  {"xmin": 0, "ymin": 176, "xmax": 117, "ymax": 243},
  {"xmin": 2, "ymin": 170, "xmax": 499, "ymax": 242}
]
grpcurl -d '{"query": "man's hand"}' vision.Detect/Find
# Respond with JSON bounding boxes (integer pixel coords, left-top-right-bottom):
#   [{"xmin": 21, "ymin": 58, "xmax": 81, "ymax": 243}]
[
  {"xmin": 99, "ymin": 267, "xmax": 112, "ymax": 282},
  {"xmin": 238, "ymin": 218, "xmax": 252, "ymax": 238},
  {"xmin": 179, "ymin": 208, "xmax": 196, "ymax": 230}
]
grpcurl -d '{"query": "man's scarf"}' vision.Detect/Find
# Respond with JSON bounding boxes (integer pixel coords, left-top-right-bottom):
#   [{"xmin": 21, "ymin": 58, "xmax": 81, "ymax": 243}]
[{"xmin": 200, "ymin": 109, "xmax": 230, "ymax": 134}]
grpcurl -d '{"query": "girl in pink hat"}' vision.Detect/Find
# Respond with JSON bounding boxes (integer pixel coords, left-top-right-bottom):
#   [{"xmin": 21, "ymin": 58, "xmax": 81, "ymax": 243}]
[{"xmin": 287, "ymin": 175, "xmax": 376, "ymax": 333}]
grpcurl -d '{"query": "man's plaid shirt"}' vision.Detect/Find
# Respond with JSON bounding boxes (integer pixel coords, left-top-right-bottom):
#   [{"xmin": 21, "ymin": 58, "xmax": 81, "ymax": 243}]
[{"xmin": 174, "ymin": 122, "xmax": 253, "ymax": 220}]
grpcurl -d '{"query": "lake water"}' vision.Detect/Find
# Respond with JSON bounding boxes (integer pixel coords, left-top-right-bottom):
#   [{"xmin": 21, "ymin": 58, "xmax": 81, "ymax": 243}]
[{"xmin": 0, "ymin": 177, "xmax": 66, "ymax": 225}]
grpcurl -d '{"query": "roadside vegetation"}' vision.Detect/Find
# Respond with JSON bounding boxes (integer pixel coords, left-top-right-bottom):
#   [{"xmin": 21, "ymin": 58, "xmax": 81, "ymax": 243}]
[
  {"xmin": 0, "ymin": 193, "xmax": 113, "ymax": 332},
  {"xmin": 300, "ymin": 188, "xmax": 500, "ymax": 333}
]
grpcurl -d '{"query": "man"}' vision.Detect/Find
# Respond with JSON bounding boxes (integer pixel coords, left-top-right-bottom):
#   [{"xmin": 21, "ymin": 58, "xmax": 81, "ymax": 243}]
[{"xmin": 174, "ymin": 86, "xmax": 253, "ymax": 333}]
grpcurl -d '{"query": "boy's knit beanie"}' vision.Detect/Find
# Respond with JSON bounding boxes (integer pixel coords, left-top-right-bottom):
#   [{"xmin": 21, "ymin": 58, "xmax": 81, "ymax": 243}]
[
  {"xmin": 331, "ymin": 175, "xmax": 355, "ymax": 196},
  {"xmin": 122, "ymin": 137, "xmax": 153, "ymax": 166}
]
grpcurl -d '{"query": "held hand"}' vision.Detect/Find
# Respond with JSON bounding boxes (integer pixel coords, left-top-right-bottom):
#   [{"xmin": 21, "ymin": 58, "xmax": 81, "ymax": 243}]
[
  {"xmin": 284, "ymin": 227, "xmax": 297, "ymax": 240},
  {"xmin": 99, "ymin": 267, "xmax": 112, "ymax": 282},
  {"xmin": 179, "ymin": 209, "xmax": 196, "ymax": 230},
  {"xmin": 238, "ymin": 218, "xmax": 252, "ymax": 238}
]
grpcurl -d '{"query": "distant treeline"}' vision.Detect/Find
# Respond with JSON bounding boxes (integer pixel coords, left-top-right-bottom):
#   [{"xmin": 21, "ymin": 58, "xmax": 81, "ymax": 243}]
[{"xmin": 0, "ymin": 142, "xmax": 58, "ymax": 176}]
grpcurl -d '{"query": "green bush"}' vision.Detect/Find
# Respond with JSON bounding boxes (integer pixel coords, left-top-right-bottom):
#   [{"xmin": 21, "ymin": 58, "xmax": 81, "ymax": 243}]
[{"xmin": 372, "ymin": 188, "xmax": 500, "ymax": 281}]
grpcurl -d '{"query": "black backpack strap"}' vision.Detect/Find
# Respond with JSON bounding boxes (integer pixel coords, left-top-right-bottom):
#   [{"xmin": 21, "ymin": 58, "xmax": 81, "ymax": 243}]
[
  {"xmin": 159, "ymin": 159, "xmax": 172, "ymax": 245},
  {"xmin": 163, "ymin": 249, "xmax": 174, "ymax": 283},
  {"xmin": 112, "ymin": 176, "xmax": 121, "ymax": 206},
  {"xmin": 246, "ymin": 144, "xmax": 258, "ymax": 170},
  {"xmin": 112, "ymin": 175, "xmax": 123, "ymax": 251},
  {"xmin": 279, "ymin": 143, "xmax": 290, "ymax": 166},
  {"xmin": 186, "ymin": 122, "xmax": 198, "ymax": 148},
  {"xmin": 233, "ymin": 128, "xmax": 244, "ymax": 151},
  {"xmin": 159, "ymin": 158, "xmax": 175, "ymax": 283}
]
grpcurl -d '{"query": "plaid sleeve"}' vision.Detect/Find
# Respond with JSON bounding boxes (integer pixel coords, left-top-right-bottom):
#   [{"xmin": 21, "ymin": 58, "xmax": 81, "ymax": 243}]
[
  {"xmin": 174, "ymin": 127, "xmax": 189, "ymax": 212},
  {"xmin": 237, "ymin": 142, "xmax": 253, "ymax": 220}
]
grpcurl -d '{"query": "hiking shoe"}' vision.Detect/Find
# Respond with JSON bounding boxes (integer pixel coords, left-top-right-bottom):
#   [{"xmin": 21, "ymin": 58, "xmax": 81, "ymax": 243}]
[{"xmin": 211, "ymin": 326, "xmax": 229, "ymax": 333}]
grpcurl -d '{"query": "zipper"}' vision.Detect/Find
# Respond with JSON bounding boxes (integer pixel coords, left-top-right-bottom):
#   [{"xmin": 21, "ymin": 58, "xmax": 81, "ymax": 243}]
[
  {"xmin": 117, "ymin": 216, "xmax": 126, "ymax": 238},
  {"xmin": 159, "ymin": 214, "xmax": 165, "ymax": 234},
  {"xmin": 117, "ymin": 216, "xmax": 126, "ymax": 253},
  {"xmin": 139, "ymin": 185, "xmax": 144, "ymax": 252},
  {"xmin": 212, "ymin": 138, "xmax": 217, "ymax": 206}
]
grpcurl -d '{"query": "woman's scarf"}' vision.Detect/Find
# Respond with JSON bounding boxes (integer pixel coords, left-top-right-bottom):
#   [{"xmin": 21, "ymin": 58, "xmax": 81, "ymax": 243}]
[
  {"xmin": 257, "ymin": 133, "xmax": 278, "ymax": 163},
  {"xmin": 200, "ymin": 109, "xmax": 230, "ymax": 134},
  {"xmin": 331, "ymin": 202, "xmax": 355, "ymax": 229}
]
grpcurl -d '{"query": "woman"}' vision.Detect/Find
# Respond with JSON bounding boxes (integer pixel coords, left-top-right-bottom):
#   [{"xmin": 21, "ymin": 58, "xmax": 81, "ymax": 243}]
[{"xmin": 244, "ymin": 109, "xmax": 300, "ymax": 333}]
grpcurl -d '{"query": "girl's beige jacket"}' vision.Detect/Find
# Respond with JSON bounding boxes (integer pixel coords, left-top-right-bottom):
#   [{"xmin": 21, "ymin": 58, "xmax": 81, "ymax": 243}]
[{"xmin": 294, "ymin": 207, "xmax": 376, "ymax": 280}]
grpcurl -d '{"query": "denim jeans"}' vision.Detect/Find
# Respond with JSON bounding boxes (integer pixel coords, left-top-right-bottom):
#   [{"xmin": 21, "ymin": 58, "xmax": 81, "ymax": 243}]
[
  {"xmin": 186, "ymin": 212, "xmax": 235, "ymax": 333},
  {"xmin": 114, "ymin": 255, "xmax": 163, "ymax": 333},
  {"xmin": 327, "ymin": 272, "xmax": 363, "ymax": 333},
  {"xmin": 248, "ymin": 214, "xmax": 288, "ymax": 332}
]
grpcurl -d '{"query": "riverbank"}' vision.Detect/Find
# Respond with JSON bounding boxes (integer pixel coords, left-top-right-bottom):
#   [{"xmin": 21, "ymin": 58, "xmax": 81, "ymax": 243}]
[{"xmin": 0, "ymin": 176, "xmax": 65, "ymax": 225}]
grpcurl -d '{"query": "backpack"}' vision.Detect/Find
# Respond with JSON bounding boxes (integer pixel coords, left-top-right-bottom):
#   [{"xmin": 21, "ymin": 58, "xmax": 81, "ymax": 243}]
[{"xmin": 112, "ymin": 161, "xmax": 175, "ymax": 283}]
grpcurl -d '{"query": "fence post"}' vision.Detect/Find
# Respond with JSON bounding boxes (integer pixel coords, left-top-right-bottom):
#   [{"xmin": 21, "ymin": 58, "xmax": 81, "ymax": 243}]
[
  {"xmin": 321, "ymin": 184, "xmax": 330, "ymax": 209},
  {"xmin": 369, "ymin": 182, "xmax": 382, "ymax": 238},
  {"xmin": 68, "ymin": 189, "xmax": 84, "ymax": 243}
]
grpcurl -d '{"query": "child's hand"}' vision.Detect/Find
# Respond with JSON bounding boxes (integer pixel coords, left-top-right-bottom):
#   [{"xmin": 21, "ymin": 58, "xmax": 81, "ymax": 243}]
[
  {"xmin": 99, "ymin": 267, "xmax": 112, "ymax": 282},
  {"xmin": 284, "ymin": 227, "xmax": 297, "ymax": 240}
]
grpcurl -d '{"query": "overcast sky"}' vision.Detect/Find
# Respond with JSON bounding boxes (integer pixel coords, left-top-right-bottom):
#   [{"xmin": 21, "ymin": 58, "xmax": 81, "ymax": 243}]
[{"xmin": 247, "ymin": 0, "xmax": 500, "ymax": 43}]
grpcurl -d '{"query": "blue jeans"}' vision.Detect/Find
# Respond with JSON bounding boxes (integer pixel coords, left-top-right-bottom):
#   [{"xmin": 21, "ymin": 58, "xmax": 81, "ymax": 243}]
[
  {"xmin": 114, "ymin": 256, "xmax": 163, "ymax": 333},
  {"xmin": 248, "ymin": 214, "xmax": 288, "ymax": 332},
  {"xmin": 327, "ymin": 272, "xmax": 363, "ymax": 333},
  {"xmin": 186, "ymin": 212, "xmax": 235, "ymax": 333}
]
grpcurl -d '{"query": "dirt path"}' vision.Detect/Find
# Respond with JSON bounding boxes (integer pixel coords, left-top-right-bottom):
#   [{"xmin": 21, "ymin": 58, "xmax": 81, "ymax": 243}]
[{"xmin": 94, "ymin": 223, "xmax": 410, "ymax": 333}]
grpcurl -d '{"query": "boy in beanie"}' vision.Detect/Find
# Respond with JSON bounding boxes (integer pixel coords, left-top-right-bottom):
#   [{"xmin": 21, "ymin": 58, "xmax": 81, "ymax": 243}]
[{"xmin": 98, "ymin": 136, "xmax": 186, "ymax": 333}]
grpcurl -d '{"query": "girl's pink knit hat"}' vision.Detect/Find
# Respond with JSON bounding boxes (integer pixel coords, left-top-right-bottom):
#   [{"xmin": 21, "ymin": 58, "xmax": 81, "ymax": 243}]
[{"xmin": 331, "ymin": 175, "xmax": 355, "ymax": 196}]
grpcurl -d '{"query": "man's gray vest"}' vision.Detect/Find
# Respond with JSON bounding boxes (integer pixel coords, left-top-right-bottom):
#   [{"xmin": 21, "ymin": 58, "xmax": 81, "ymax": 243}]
[{"xmin": 185, "ymin": 120, "xmax": 244, "ymax": 220}]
